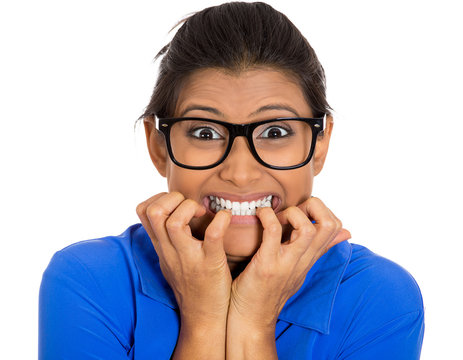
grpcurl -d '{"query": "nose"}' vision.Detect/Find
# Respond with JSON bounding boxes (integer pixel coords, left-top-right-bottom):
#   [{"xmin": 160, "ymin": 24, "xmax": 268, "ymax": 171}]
[{"xmin": 218, "ymin": 136, "xmax": 263, "ymax": 186}]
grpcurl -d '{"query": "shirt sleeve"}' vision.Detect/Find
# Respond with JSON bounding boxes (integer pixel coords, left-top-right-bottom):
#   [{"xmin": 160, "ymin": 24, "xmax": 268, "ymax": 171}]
[
  {"xmin": 39, "ymin": 248, "xmax": 134, "ymax": 359},
  {"xmin": 337, "ymin": 309, "xmax": 424, "ymax": 360}
]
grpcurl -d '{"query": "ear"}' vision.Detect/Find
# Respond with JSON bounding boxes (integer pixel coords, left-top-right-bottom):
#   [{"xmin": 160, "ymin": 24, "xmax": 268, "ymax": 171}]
[
  {"xmin": 143, "ymin": 117, "xmax": 168, "ymax": 178},
  {"xmin": 312, "ymin": 115, "xmax": 334, "ymax": 176}
]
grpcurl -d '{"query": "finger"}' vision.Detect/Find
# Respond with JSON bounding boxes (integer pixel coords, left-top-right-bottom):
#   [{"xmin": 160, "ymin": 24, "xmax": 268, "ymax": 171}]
[
  {"xmin": 317, "ymin": 204, "xmax": 346, "ymax": 254},
  {"xmin": 165, "ymin": 198, "xmax": 206, "ymax": 251},
  {"xmin": 295, "ymin": 198, "xmax": 342, "ymax": 267},
  {"xmin": 278, "ymin": 206, "xmax": 316, "ymax": 254},
  {"xmin": 203, "ymin": 210, "xmax": 231, "ymax": 258},
  {"xmin": 136, "ymin": 192, "xmax": 170, "ymax": 252},
  {"xmin": 143, "ymin": 192, "xmax": 186, "ymax": 252},
  {"xmin": 136, "ymin": 192, "xmax": 168, "ymax": 226},
  {"xmin": 322, "ymin": 228, "xmax": 351, "ymax": 255},
  {"xmin": 298, "ymin": 197, "xmax": 340, "ymax": 243},
  {"xmin": 256, "ymin": 207, "xmax": 282, "ymax": 260}
]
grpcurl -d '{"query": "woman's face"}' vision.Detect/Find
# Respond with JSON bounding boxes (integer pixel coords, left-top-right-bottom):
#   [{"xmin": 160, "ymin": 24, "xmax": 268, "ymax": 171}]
[{"xmin": 145, "ymin": 68, "xmax": 333, "ymax": 266}]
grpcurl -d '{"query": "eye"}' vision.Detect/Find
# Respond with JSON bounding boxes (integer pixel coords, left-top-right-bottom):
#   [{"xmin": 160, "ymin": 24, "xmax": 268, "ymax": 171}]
[
  {"xmin": 258, "ymin": 125, "xmax": 291, "ymax": 139},
  {"xmin": 189, "ymin": 126, "xmax": 223, "ymax": 140}
]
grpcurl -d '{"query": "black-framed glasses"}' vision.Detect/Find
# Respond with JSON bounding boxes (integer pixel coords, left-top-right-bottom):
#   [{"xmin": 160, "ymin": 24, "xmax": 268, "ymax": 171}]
[{"xmin": 157, "ymin": 115, "xmax": 326, "ymax": 170}]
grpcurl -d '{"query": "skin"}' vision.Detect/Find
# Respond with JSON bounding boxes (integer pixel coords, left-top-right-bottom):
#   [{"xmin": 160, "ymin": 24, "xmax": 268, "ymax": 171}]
[{"xmin": 136, "ymin": 68, "xmax": 351, "ymax": 359}]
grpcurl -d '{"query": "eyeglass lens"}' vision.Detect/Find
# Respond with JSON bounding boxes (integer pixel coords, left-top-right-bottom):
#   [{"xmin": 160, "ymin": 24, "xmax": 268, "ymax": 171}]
[{"xmin": 169, "ymin": 119, "xmax": 313, "ymax": 168}]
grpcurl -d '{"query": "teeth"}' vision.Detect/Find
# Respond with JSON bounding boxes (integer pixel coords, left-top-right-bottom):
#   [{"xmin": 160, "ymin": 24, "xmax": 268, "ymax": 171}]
[{"xmin": 209, "ymin": 195, "xmax": 274, "ymax": 215}]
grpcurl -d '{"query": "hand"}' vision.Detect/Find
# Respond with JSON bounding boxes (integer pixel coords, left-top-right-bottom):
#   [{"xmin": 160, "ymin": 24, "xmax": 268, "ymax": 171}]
[
  {"xmin": 136, "ymin": 192, "xmax": 233, "ymax": 328},
  {"xmin": 228, "ymin": 196, "xmax": 350, "ymax": 331}
]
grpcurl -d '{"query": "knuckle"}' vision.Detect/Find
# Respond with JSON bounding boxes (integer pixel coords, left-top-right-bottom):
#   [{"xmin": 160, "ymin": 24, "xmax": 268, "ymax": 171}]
[
  {"xmin": 135, "ymin": 203, "xmax": 146, "ymax": 217},
  {"xmin": 266, "ymin": 223, "xmax": 282, "ymax": 235},
  {"xmin": 300, "ymin": 224, "xmax": 316, "ymax": 238},
  {"xmin": 146, "ymin": 204, "xmax": 166, "ymax": 220},
  {"xmin": 204, "ymin": 228, "xmax": 222, "ymax": 242},
  {"xmin": 182, "ymin": 198, "xmax": 197, "ymax": 208},
  {"xmin": 320, "ymin": 219, "xmax": 337, "ymax": 231},
  {"xmin": 258, "ymin": 263, "xmax": 277, "ymax": 279},
  {"xmin": 335, "ymin": 218, "xmax": 343, "ymax": 231},
  {"xmin": 171, "ymin": 191, "xmax": 185, "ymax": 201},
  {"xmin": 165, "ymin": 217, "xmax": 184, "ymax": 231}
]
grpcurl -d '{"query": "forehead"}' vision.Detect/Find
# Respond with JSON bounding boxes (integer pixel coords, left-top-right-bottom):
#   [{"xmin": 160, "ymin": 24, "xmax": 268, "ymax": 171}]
[{"xmin": 174, "ymin": 68, "xmax": 313, "ymax": 119}]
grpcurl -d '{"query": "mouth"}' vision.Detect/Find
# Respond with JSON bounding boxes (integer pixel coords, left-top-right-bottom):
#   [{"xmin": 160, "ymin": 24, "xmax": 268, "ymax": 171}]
[{"xmin": 204, "ymin": 193, "xmax": 281, "ymax": 217}]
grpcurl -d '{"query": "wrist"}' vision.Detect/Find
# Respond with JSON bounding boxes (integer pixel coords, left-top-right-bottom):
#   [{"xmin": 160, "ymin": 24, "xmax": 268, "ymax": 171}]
[
  {"xmin": 180, "ymin": 308, "xmax": 228, "ymax": 332},
  {"xmin": 173, "ymin": 317, "xmax": 227, "ymax": 360},
  {"xmin": 226, "ymin": 307, "xmax": 277, "ymax": 360},
  {"xmin": 227, "ymin": 300, "xmax": 278, "ymax": 333}
]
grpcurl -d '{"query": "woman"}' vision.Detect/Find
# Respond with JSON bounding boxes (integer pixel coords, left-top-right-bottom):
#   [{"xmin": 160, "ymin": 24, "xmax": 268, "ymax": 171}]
[{"xmin": 39, "ymin": 2, "xmax": 424, "ymax": 359}]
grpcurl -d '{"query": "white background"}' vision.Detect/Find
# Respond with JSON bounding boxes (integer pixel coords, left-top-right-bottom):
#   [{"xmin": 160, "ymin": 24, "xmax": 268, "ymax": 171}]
[{"xmin": 1, "ymin": 0, "xmax": 461, "ymax": 358}]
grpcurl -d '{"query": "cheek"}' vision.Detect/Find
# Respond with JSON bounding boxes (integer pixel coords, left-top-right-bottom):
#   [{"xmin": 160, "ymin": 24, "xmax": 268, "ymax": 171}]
[
  {"xmin": 279, "ymin": 169, "xmax": 314, "ymax": 206},
  {"xmin": 166, "ymin": 166, "xmax": 209, "ymax": 200}
]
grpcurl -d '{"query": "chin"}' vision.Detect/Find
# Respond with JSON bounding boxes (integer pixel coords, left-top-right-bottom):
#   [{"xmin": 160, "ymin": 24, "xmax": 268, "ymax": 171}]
[
  {"xmin": 190, "ymin": 216, "xmax": 294, "ymax": 260},
  {"xmin": 222, "ymin": 224, "xmax": 263, "ymax": 259}
]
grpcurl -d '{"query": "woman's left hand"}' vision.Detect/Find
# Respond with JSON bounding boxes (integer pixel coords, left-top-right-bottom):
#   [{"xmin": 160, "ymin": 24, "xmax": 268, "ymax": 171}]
[{"xmin": 228, "ymin": 196, "xmax": 350, "ymax": 332}]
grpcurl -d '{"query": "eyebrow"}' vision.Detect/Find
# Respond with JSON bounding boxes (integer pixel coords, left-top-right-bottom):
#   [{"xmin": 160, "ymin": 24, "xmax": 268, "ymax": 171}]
[
  {"xmin": 249, "ymin": 104, "xmax": 300, "ymax": 117},
  {"xmin": 180, "ymin": 103, "xmax": 300, "ymax": 118},
  {"xmin": 180, "ymin": 105, "xmax": 225, "ymax": 117}
]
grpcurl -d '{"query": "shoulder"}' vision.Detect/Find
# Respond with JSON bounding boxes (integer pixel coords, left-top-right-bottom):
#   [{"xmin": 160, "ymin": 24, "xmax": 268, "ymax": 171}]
[
  {"xmin": 321, "ymin": 243, "xmax": 425, "ymax": 359},
  {"xmin": 39, "ymin": 225, "xmax": 145, "ymax": 356},
  {"xmin": 330, "ymin": 242, "xmax": 424, "ymax": 343},
  {"xmin": 45, "ymin": 224, "xmax": 139, "ymax": 273},
  {"xmin": 41, "ymin": 224, "xmax": 142, "ymax": 309},
  {"xmin": 342, "ymin": 243, "xmax": 424, "ymax": 315}
]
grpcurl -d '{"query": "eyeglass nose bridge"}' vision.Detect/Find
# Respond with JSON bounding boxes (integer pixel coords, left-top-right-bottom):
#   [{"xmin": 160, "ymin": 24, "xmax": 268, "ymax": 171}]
[
  {"xmin": 223, "ymin": 123, "xmax": 264, "ymax": 168},
  {"xmin": 226, "ymin": 123, "xmax": 255, "ymax": 150},
  {"xmin": 228, "ymin": 123, "xmax": 251, "ymax": 138}
]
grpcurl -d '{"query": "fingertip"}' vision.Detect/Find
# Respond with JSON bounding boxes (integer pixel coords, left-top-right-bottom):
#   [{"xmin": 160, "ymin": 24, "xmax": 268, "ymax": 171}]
[
  {"xmin": 216, "ymin": 209, "xmax": 232, "ymax": 223},
  {"xmin": 169, "ymin": 191, "xmax": 185, "ymax": 201},
  {"xmin": 275, "ymin": 209, "xmax": 288, "ymax": 225},
  {"xmin": 256, "ymin": 206, "xmax": 273, "ymax": 216},
  {"xmin": 194, "ymin": 205, "xmax": 207, "ymax": 217}
]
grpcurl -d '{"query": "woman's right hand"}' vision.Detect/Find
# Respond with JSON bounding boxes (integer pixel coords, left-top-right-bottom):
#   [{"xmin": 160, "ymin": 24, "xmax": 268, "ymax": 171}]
[{"xmin": 136, "ymin": 191, "xmax": 232, "ymax": 330}]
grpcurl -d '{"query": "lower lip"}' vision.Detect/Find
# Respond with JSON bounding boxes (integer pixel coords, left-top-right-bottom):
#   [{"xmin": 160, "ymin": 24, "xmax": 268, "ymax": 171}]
[{"xmin": 230, "ymin": 215, "xmax": 260, "ymax": 225}]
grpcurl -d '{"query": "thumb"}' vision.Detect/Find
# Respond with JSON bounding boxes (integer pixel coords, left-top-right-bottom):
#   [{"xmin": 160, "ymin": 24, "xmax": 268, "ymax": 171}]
[
  {"xmin": 202, "ymin": 210, "xmax": 231, "ymax": 258},
  {"xmin": 323, "ymin": 228, "xmax": 351, "ymax": 254}
]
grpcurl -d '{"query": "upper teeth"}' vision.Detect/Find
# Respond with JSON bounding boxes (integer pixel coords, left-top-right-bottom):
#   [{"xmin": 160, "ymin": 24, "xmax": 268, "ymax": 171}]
[{"xmin": 209, "ymin": 195, "xmax": 273, "ymax": 215}]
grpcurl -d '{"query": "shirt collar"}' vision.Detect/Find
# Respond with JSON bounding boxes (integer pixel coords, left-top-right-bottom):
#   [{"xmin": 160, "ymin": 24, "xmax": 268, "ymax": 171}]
[{"xmin": 131, "ymin": 223, "xmax": 352, "ymax": 334}]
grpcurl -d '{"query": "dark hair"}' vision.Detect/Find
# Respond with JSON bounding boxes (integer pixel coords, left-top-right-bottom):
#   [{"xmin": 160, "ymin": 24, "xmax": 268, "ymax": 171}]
[{"xmin": 138, "ymin": 1, "xmax": 332, "ymax": 124}]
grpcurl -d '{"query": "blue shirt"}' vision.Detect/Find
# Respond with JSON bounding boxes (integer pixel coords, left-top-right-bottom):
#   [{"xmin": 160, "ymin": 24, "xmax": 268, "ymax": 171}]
[{"xmin": 39, "ymin": 223, "xmax": 424, "ymax": 359}]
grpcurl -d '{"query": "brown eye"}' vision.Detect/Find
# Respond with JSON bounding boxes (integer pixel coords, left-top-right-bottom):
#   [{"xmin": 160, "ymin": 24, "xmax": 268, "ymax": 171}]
[
  {"xmin": 190, "ymin": 127, "xmax": 222, "ymax": 140},
  {"xmin": 259, "ymin": 126, "xmax": 290, "ymax": 139}
]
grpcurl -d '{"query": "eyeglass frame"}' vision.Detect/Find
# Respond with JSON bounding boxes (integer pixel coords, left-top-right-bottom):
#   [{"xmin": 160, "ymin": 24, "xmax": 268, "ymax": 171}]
[{"xmin": 156, "ymin": 115, "xmax": 326, "ymax": 170}]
